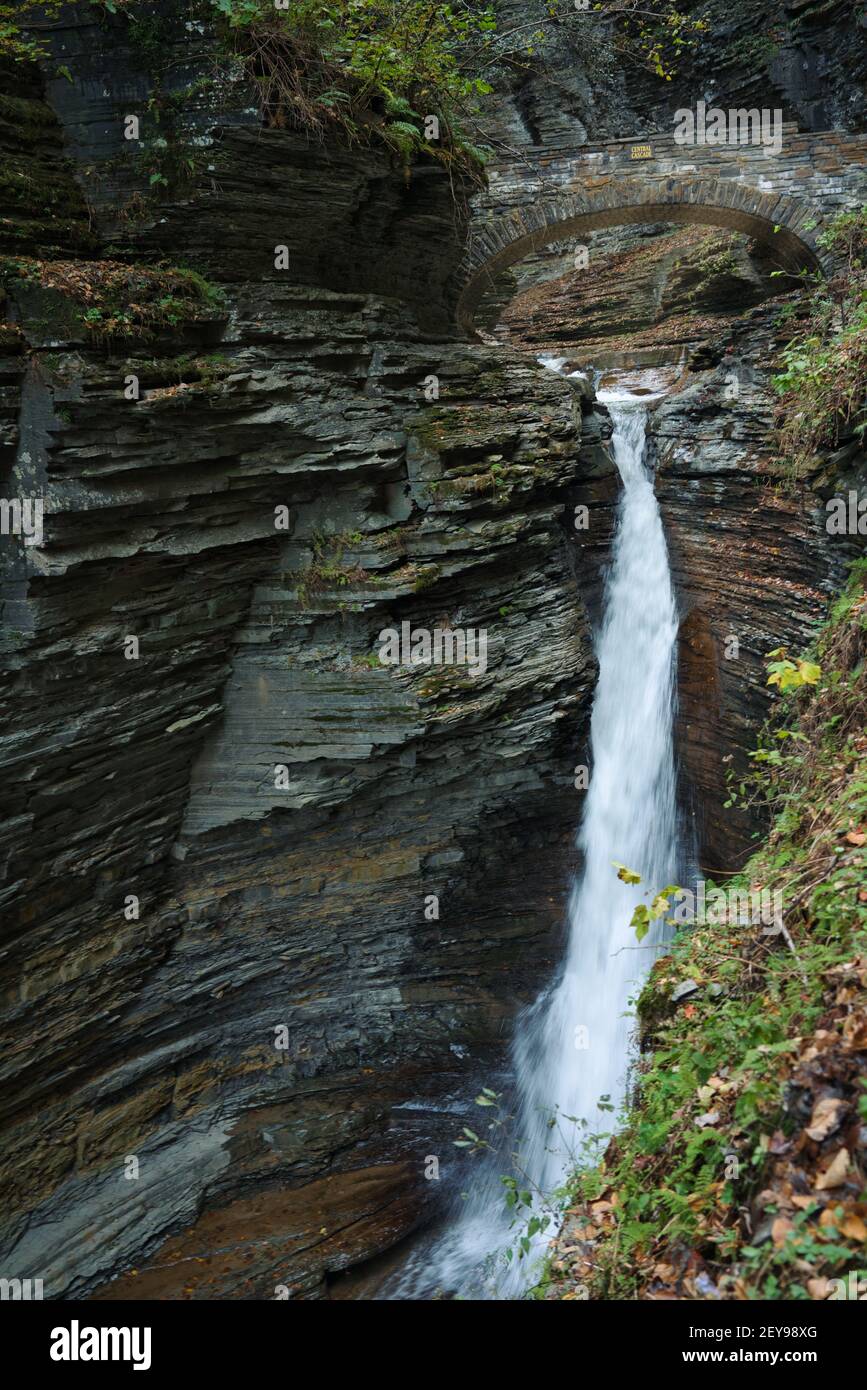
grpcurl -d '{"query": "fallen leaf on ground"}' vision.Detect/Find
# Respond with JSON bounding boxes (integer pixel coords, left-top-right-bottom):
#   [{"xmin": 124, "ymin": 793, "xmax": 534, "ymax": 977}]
[
  {"xmin": 807, "ymin": 1277, "xmax": 834, "ymax": 1299},
  {"xmin": 805, "ymin": 1096, "xmax": 847, "ymax": 1141},
  {"xmin": 843, "ymin": 1014, "xmax": 867, "ymax": 1050},
  {"xmin": 695, "ymin": 1109, "xmax": 720, "ymax": 1128},
  {"xmin": 815, "ymin": 1148, "xmax": 850, "ymax": 1191},
  {"xmin": 771, "ymin": 1216, "xmax": 795, "ymax": 1247},
  {"xmin": 840, "ymin": 1212, "xmax": 867, "ymax": 1240}
]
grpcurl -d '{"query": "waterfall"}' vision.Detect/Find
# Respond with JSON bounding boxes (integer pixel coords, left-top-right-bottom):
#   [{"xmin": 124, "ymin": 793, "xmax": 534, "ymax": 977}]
[{"xmin": 387, "ymin": 380, "xmax": 681, "ymax": 1300}]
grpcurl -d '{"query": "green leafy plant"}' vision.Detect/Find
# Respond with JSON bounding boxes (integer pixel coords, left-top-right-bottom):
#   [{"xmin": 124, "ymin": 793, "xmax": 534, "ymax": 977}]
[
  {"xmin": 765, "ymin": 647, "xmax": 822, "ymax": 693},
  {"xmin": 205, "ymin": 0, "xmax": 498, "ymax": 179},
  {"xmin": 772, "ymin": 206, "xmax": 867, "ymax": 481},
  {"xmin": 602, "ymin": 0, "xmax": 709, "ymax": 82},
  {"xmin": 1, "ymin": 1, "xmax": 128, "ymax": 63},
  {"xmin": 614, "ymin": 864, "xmax": 682, "ymax": 941}
]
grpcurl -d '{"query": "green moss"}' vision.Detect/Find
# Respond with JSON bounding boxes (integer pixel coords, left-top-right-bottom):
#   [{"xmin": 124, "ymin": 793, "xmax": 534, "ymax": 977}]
[
  {"xmin": 0, "ymin": 255, "xmax": 226, "ymax": 344},
  {"xmin": 0, "ymin": 57, "xmax": 97, "ymax": 258},
  {"xmin": 719, "ymin": 32, "xmax": 780, "ymax": 71},
  {"xmin": 635, "ymin": 959, "xmax": 676, "ymax": 1033},
  {"xmin": 0, "ymin": 320, "xmax": 23, "ymax": 352},
  {"xmin": 412, "ymin": 564, "xmax": 440, "ymax": 592},
  {"xmin": 0, "ymin": 91, "xmax": 58, "ymax": 132}
]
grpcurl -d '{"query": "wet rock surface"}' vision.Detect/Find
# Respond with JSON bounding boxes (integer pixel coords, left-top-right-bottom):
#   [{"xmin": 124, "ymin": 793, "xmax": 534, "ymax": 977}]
[
  {"xmin": 492, "ymin": 225, "xmax": 782, "ymax": 360},
  {"xmin": 649, "ymin": 307, "xmax": 859, "ymax": 874},
  {"xmin": 0, "ymin": 19, "xmax": 611, "ymax": 1298},
  {"xmin": 2, "ymin": 0, "xmax": 865, "ymax": 1302},
  {"xmin": 622, "ymin": 0, "xmax": 867, "ymax": 136}
]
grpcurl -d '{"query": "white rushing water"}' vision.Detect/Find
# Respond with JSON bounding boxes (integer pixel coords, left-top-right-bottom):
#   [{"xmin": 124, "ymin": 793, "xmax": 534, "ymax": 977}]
[{"xmin": 388, "ymin": 379, "xmax": 682, "ymax": 1300}]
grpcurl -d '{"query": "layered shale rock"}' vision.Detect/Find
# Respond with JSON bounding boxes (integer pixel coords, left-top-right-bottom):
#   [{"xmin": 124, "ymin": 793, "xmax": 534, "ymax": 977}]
[
  {"xmin": 3, "ymin": 0, "xmax": 863, "ymax": 1304},
  {"xmin": 651, "ymin": 306, "xmax": 862, "ymax": 875},
  {"xmin": 499, "ymin": 237, "xmax": 862, "ymax": 877},
  {"xmin": 469, "ymin": 0, "xmax": 640, "ymax": 152},
  {"xmin": 484, "ymin": 0, "xmax": 866, "ymax": 150},
  {"xmin": 494, "ymin": 226, "xmax": 781, "ymax": 362},
  {"xmin": 0, "ymin": 8, "xmax": 613, "ymax": 1299},
  {"xmin": 623, "ymin": 0, "xmax": 867, "ymax": 136}
]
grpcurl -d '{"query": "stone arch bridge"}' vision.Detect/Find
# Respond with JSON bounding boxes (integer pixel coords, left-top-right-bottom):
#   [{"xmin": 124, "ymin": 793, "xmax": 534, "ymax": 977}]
[{"xmin": 457, "ymin": 124, "xmax": 867, "ymax": 333}]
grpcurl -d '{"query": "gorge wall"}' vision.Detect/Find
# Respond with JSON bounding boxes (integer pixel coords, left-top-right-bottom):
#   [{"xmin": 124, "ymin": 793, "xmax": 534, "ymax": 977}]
[
  {"xmin": 0, "ymin": 5, "xmax": 614, "ymax": 1299},
  {"xmin": 653, "ymin": 308, "xmax": 859, "ymax": 875},
  {"xmin": 1, "ymin": 0, "xmax": 864, "ymax": 1302},
  {"xmin": 501, "ymin": 239, "xmax": 862, "ymax": 876}
]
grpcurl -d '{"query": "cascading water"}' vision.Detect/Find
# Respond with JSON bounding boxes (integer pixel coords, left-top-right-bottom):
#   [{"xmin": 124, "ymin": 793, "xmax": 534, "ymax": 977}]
[{"xmin": 387, "ymin": 377, "xmax": 682, "ymax": 1300}]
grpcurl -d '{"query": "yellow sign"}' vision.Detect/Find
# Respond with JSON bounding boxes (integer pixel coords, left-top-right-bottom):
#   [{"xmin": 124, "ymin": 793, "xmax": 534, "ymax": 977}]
[{"xmin": 630, "ymin": 144, "xmax": 652, "ymax": 160}]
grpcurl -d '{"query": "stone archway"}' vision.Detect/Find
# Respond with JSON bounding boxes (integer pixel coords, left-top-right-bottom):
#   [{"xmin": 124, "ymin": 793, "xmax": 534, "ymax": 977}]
[{"xmin": 456, "ymin": 178, "xmax": 830, "ymax": 334}]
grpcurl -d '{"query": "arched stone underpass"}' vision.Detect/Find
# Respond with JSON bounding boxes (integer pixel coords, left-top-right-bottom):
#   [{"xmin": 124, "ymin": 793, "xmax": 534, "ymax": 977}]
[{"xmin": 456, "ymin": 126, "xmax": 867, "ymax": 334}]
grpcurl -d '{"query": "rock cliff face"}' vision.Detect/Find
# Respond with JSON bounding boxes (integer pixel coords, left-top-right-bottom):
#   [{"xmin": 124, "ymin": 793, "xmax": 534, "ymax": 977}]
[
  {"xmin": 2, "ymin": 0, "xmax": 864, "ymax": 1302},
  {"xmin": 459, "ymin": 0, "xmax": 866, "ymax": 155},
  {"xmin": 494, "ymin": 225, "xmax": 781, "ymax": 361},
  {"xmin": 501, "ymin": 239, "xmax": 861, "ymax": 876},
  {"xmin": 622, "ymin": 0, "xmax": 867, "ymax": 136},
  {"xmin": 0, "ymin": 12, "xmax": 614, "ymax": 1298},
  {"xmin": 650, "ymin": 306, "xmax": 859, "ymax": 875}
]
